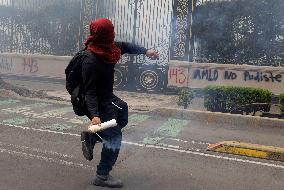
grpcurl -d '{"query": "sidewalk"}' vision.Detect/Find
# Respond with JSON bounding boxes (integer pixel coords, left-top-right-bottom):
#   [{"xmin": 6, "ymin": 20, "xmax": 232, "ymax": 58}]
[
  {"xmin": 2, "ymin": 77, "xmax": 204, "ymax": 112},
  {"xmin": 46, "ymin": 89, "xmax": 284, "ymax": 128},
  {"xmin": 2, "ymin": 78, "xmax": 284, "ymax": 128}
]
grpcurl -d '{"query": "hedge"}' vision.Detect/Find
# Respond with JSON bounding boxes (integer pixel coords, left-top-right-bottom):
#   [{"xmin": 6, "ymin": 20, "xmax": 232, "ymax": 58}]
[{"xmin": 204, "ymin": 86, "xmax": 272, "ymax": 114}]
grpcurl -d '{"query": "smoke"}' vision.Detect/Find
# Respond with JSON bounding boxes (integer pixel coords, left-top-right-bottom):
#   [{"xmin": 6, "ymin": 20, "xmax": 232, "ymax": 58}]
[
  {"xmin": 192, "ymin": 0, "xmax": 284, "ymax": 66},
  {"xmin": 102, "ymin": 133, "xmax": 122, "ymax": 152}
]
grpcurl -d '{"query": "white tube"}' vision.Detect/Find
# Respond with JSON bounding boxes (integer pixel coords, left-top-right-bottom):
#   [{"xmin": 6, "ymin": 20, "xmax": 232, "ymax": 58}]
[{"xmin": 88, "ymin": 119, "xmax": 117, "ymax": 133}]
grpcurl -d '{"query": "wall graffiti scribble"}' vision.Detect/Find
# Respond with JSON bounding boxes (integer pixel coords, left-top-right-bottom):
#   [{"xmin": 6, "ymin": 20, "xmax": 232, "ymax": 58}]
[
  {"xmin": 22, "ymin": 58, "xmax": 39, "ymax": 73},
  {"xmin": 193, "ymin": 69, "xmax": 219, "ymax": 81},
  {"xmin": 192, "ymin": 69, "xmax": 283, "ymax": 83},
  {"xmin": 244, "ymin": 71, "xmax": 282, "ymax": 83},
  {"xmin": 0, "ymin": 57, "xmax": 13, "ymax": 71}
]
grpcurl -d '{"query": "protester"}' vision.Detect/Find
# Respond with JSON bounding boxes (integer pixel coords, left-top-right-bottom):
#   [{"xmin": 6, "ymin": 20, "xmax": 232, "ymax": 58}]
[{"xmin": 81, "ymin": 18, "xmax": 159, "ymax": 188}]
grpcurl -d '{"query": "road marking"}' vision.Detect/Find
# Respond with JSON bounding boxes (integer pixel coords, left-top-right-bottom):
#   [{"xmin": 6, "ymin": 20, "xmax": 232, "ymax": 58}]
[
  {"xmin": 208, "ymin": 141, "xmax": 284, "ymax": 162},
  {"xmin": 0, "ymin": 100, "xmax": 89, "ymax": 125},
  {"xmin": 2, "ymin": 103, "xmax": 53, "ymax": 118},
  {"xmin": 3, "ymin": 102, "xmax": 51, "ymax": 111},
  {"xmin": 39, "ymin": 107, "xmax": 73, "ymax": 118},
  {"xmin": 3, "ymin": 117, "xmax": 35, "ymax": 125},
  {"xmin": 142, "ymin": 118, "xmax": 189, "ymax": 146},
  {"xmin": 0, "ymin": 147, "xmax": 95, "ymax": 170},
  {"xmin": 129, "ymin": 114, "xmax": 150, "ymax": 122},
  {"xmin": 1, "ymin": 123, "xmax": 284, "ymax": 169},
  {"xmin": 2, "ymin": 105, "xmax": 72, "ymax": 119},
  {"xmin": 168, "ymin": 138, "xmax": 210, "ymax": 145},
  {"xmin": 124, "ymin": 142, "xmax": 284, "ymax": 169},
  {"xmin": 42, "ymin": 123, "xmax": 76, "ymax": 131},
  {"xmin": 156, "ymin": 118, "xmax": 188, "ymax": 137},
  {"xmin": 122, "ymin": 114, "xmax": 150, "ymax": 131},
  {"xmin": 143, "ymin": 137, "xmax": 164, "ymax": 145},
  {"xmin": 0, "ymin": 141, "xmax": 74, "ymax": 159},
  {"xmin": 0, "ymin": 123, "xmax": 80, "ymax": 136},
  {"xmin": 0, "ymin": 99, "xmax": 21, "ymax": 106}
]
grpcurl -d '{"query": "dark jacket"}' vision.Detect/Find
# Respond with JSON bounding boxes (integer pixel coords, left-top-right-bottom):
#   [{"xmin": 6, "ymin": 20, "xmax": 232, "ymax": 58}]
[{"xmin": 82, "ymin": 42, "xmax": 147, "ymax": 136}]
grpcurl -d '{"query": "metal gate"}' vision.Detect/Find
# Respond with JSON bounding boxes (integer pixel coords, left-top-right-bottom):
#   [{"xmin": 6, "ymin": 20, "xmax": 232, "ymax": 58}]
[
  {"xmin": 81, "ymin": 0, "xmax": 174, "ymax": 91},
  {"xmin": 0, "ymin": 0, "xmax": 193, "ymax": 92},
  {"xmin": 88, "ymin": 0, "xmax": 174, "ymax": 66}
]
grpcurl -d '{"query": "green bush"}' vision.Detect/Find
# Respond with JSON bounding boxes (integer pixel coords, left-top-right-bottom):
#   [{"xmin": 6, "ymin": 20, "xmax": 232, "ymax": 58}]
[
  {"xmin": 204, "ymin": 86, "xmax": 272, "ymax": 114},
  {"xmin": 177, "ymin": 88, "xmax": 195, "ymax": 109},
  {"xmin": 280, "ymin": 93, "xmax": 284, "ymax": 115}
]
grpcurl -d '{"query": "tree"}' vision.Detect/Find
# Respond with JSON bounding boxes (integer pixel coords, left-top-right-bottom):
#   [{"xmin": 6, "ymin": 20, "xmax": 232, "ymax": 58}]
[{"xmin": 192, "ymin": 0, "xmax": 284, "ymax": 66}]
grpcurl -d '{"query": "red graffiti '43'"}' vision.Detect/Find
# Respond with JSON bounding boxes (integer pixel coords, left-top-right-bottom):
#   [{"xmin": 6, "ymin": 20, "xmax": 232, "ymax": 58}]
[{"xmin": 169, "ymin": 67, "xmax": 187, "ymax": 84}]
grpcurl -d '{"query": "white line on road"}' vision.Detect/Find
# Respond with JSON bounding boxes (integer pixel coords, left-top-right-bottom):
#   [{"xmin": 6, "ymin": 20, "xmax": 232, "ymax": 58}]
[
  {"xmin": 1, "ymin": 123, "xmax": 80, "ymax": 136},
  {"xmin": 0, "ymin": 141, "xmax": 74, "ymax": 159},
  {"xmin": 168, "ymin": 138, "xmax": 210, "ymax": 145},
  {"xmin": 0, "ymin": 147, "xmax": 95, "ymax": 170},
  {"xmin": 1, "ymin": 123, "xmax": 284, "ymax": 170}
]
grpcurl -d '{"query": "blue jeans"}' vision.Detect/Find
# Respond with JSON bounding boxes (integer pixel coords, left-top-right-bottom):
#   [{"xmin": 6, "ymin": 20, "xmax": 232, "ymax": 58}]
[
  {"xmin": 85, "ymin": 95, "xmax": 127, "ymax": 175},
  {"xmin": 96, "ymin": 132, "xmax": 122, "ymax": 176}
]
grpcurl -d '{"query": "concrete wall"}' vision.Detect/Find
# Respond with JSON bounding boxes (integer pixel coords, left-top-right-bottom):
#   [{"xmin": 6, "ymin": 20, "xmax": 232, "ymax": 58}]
[
  {"xmin": 168, "ymin": 61, "xmax": 284, "ymax": 95},
  {"xmin": 0, "ymin": 53, "xmax": 71, "ymax": 79},
  {"xmin": 1, "ymin": 53, "xmax": 284, "ymax": 95}
]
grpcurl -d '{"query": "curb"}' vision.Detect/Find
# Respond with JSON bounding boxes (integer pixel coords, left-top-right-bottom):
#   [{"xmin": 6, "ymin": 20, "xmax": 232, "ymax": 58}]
[
  {"xmin": 151, "ymin": 108, "xmax": 284, "ymax": 128},
  {"xmin": 207, "ymin": 141, "xmax": 284, "ymax": 162}
]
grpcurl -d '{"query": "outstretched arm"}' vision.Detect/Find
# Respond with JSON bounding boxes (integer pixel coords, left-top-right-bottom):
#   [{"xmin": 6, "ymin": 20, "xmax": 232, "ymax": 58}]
[{"xmin": 115, "ymin": 41, "xmax": 159, "ymax": 59}]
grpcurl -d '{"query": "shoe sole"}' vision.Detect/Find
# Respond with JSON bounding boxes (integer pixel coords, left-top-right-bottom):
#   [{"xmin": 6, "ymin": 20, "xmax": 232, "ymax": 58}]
[
  {"xmin": 93, "ymin": 180, "xmax": 123, "ymax": 188},
  {"xmin": 81, "ymin": 132, "xmax": 93, "ymax": 161}
]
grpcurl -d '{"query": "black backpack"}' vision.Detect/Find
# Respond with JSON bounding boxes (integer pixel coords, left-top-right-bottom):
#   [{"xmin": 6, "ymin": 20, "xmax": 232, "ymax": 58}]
[{"xmin": 65, "ymin": 49, "xmax": 90, "ymax": 116}]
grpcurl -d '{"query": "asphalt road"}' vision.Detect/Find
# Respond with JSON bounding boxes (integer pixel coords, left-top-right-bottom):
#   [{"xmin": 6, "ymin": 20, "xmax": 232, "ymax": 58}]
[{"xmin": 0, "ymin": 96, "xmax": 283, "ymax": 190}]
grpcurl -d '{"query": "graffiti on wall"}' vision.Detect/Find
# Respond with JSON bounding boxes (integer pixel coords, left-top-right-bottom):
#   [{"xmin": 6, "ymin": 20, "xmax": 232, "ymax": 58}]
[
  {"xmin": 22, "ymin": 57, "xmax": 39, "ymax": 73},
  {"xmin": 168, "ymin": 62, "xmax": 284, "ymax": 94},
  {"xmin": 0, "ymin": 57, "xmax": 13, "ymax": 71},
  {"xmin": 193, "ymin": 69, "xmax": 283, "ymax": 83},
  {"xmin": 0, "ymin": 56, "xmax": 39, "ymax": 74},
  {"xmin": 193, "ymin": 69, "xmax": 218, "ymax": 81},
  {"xmin": 168, "ymin": 66, "xmax": 188, "ymax": 86}
]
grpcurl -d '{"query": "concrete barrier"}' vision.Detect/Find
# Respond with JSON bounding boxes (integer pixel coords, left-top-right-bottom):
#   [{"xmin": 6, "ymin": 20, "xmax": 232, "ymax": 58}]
[
  {"xmin": 208, "ymin": 141, "xmax": 284, "ymax": 162},
  {"xmin": 2, "ymin": 53, "xmax": 284, "ymax": 95},
  {"xmin": 0, "ymin": 53, "xmax": 71, "ymax": 79},
  {"xmin": 168, "ymin": 61, "xmax": 284, "ymax": 95}
]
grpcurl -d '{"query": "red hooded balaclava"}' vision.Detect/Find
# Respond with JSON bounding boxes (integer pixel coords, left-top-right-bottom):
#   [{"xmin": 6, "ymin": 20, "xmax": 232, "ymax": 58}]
[{"xmin": 84, "ymin": 18, "xmax": 121, "ymax": 64}]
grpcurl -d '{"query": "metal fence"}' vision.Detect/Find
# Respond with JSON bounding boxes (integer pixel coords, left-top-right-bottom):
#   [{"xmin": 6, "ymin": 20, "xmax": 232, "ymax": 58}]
[
  {"xmin": 0, "ymin": 0, "xmax": 184, "ymax": 92},
  {"xmin": 89, "ymin": 0, "xmax": 175, "ymax": 91},
  {"xmin": 0, "ymin": 0, "xmax": 174, "ymax": 62},
  {"xmin": 0, "ymin": 0, "xmax": 82, "ymax": 55},
  {"xmin": 91, "ymin": 0, "xmax": 173, "ymax": 65}
]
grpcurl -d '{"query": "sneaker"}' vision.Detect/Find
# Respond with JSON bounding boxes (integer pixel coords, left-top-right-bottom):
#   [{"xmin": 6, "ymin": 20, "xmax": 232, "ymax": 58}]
[
  {"xmin": 81, "ymin": 131, "xmax": 94, "ymax": 161},
  {"xmin": 93, "ymin": 174, "xmax": 123, "ymax": 188}
]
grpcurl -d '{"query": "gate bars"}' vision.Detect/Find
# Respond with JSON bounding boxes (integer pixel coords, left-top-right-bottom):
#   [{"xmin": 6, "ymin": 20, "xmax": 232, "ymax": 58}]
[{"xmin": 0, "ymin": 0, "xmax": 193, "ymax": 61}]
